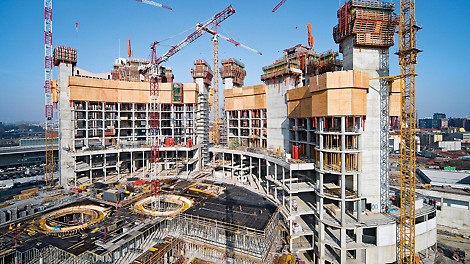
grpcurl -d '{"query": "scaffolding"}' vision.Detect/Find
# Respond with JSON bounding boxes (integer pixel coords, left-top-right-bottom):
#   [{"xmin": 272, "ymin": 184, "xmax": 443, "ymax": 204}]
[
  {"xmin": 333, "ymin": 0, "xmax": 398, "ymax": 47},
  {"xmin": 220, "ymin": 58, "xmax": 247, "ymax": 87},
  {"xmin": 190, "ymin": 60, "xmax": 213, "ymax": 166},
  {"xmin": 260, "ymin": 45, "xmax": 341, "ymax": 85}
]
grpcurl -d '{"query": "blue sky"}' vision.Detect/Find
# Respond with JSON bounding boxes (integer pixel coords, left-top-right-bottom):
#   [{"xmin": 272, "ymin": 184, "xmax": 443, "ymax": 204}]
[{"xmin": 0, "ymin": 0, "xmax": 468, "ymax": 122}]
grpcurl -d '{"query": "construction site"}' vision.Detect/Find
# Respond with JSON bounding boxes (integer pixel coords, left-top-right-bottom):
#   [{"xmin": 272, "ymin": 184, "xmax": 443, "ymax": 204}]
[{"xmin": 0, "ymin": 0, "xmax": 440, "ymax": 263}]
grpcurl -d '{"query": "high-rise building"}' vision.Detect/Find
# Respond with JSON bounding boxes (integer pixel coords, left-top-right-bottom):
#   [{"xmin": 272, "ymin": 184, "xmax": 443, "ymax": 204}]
[
  {"xmin": 213, "ymin": 1, "xmax": 437, "ymax": 263},
  {"xmin": 57, "ymin": 55, "xmax": 206, "ymax": 187}
]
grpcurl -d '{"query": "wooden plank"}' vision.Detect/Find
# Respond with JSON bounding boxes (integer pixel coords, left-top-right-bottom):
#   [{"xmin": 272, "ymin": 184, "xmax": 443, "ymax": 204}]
[
  {"xmin": 311, "ymin": 91, "xmax": 328, "ymax": 117},
  {"xmin": 243, "ymin": 96, "xmax": 255, "ymax": 109},
  {"xmin": 300, "ymin": 97, "xmax": 312, "ymax": 117},
  {"xmin": 389, "ymin": 93, "xmax": 401, "ymax": 117},
  {"xmin": 288, "ymin": 100, "xmax": 300, "ymax": 118},
  {"xmin": 287, "ymin": 86, "xmax": 309, "ymax": 101},
  {"xmin": 183, "ymin": 91, "xmax": 198, "ymax": 104}
]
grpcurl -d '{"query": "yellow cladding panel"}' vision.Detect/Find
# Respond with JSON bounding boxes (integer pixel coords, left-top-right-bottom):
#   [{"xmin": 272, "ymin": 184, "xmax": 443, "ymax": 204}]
[
  {"xmin": 68, "ymin": 76, "xmax": 197, "ymax": 104},
  {"xmin": 288, "ymin": 70, "xmax": 369, "ymax": 118},
  {"xmin": 286, "ymin": 86, "xmax": 310, "ymax": 101},
  {"xmin": 310, "ymin": 90, "xmax": 328, "ymax": 117},
  {"xmin": 288, "ymin": 100, "xmax": 301, "ymax": 118},
  {"xmin": 309, "ymin": 70, "xmax": 369, "ymax": 92},
  {"xmin": 224, "ymin": 84, "xmax": 267, "ymax": 110},
  {"xmin": 225, "ymin": 97, "xmax": 234, "ymax": 111}
]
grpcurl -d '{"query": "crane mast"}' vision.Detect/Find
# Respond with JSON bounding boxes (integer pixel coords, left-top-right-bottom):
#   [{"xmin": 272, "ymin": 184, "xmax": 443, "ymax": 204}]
[
  {"xmin": 212, "ymin": 35, "xmax": 220, "ymax": 145},
  {"xmin": 143, "ymin": 5, "xmax": 236, "ymax": 183},
  {"xmin": 398, "ymin": 0, "xmax": 421, "ymax": 263},
  {"xmin": 149, "ymin": 42, "xmax": 161, "ymax": 185},
  {"xmin": 197, "ymin": 26, "xmax": 261, "ymax": 145},
  {"xmin": 44, "ymin": 0, "xmax": 55, "ymax": 187}
]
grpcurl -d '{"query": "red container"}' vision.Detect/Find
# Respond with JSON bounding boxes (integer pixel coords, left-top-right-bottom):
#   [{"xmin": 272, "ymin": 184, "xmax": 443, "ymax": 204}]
[
  {"xmin": 170, "ymin": 138, "xmax": 175, "ymax": 146},
  {"xmin": 292, "ymin": 146, "xmax": 299, "ymax": 160},
  {"xmin": 186, "ymin": 139, "xmax": 193, "ymax": 148},
  {"xmin": 165, "ymin": 138, "xmax": 171, "ymax": 147}
]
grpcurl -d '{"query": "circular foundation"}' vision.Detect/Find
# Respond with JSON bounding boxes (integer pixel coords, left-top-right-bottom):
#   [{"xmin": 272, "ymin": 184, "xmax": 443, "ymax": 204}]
[
  {"xmin": 36, "ymin": 205, "xmax": 108, "ymax": 235},
  {"xmin": 134, "ymin": 195, "xmax": 193, "ymax": 217}
]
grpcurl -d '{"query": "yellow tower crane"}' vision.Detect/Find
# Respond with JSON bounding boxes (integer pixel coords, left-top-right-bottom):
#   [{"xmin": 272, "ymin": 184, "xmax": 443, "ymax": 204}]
[{"xmin": 398, "ymin": 0, "xmax": 421, "ymax": 263}]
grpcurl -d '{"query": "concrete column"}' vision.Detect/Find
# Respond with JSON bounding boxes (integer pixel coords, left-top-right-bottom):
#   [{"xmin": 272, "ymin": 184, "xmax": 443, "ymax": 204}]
[
  {"xmin": 295, "ymin": 119, "xmax": 299, "ymax": 142},
  {"xmin": 282, "ymin": 166, "xmax": 286, "ymax": 206},
  {"xmin": 231, "ymin": 154, "xmax": 234, "ymax": 179},
  {"xmin": 89, "ymin": 154, "xmax": 92, "ymax": 183},
  {"xmin": 130, "ymin": 151, "xmax": 134, "ymax": 178},
  {"xmin": 248, "ymin": 110, "xmax": 252, "ymax": 147},
  {"xmin": 104, "ymin": 154, "xmax": 107, "ymax": 182},
  {"xmin": 319, "ymin": 221, "xmax": 325, "ymax": 263},
  {"xmin": 249, "ymin": 156, "xmax": 253, "ymax": 187},
  {"xmin": 341, "ymin": 116, "xmax": 346, "ymax": 223},
  {"xmin": 289, "ymin": 219, "xmax": 293, "ymax": 252},
  {"xmin": 240, "ymin": 154, "xmax": 244, "ymax": 184},
  {"xmin": 274, "ymin": 164, "xmax": 278, "ymax": 200},
  {"xmin": 356, "ymin": 228, "xmax": 363, "ymax": 260},
  {"xmin": 237, "ymin": 110, "xmax": 241, "ymax": 146},
  {"xmin": 258, "ymin": 158, "xmax": 261, "ymax": 186},
  {"xmin": 102, "ymin": 102, "xmax": 106, "ymax": 146},
  {"xmin": 117, "ymin": 153, "xmax": 121, "ymax": 179},
  {"xmin": 306, "ymin": 118, "xmax": 311, "ymax": 158},
  {"xmin": 266, "ymin": 161, "xmax": 270, "ymax": 193},
  {"xmin": 340, "ymin": 228, "xmax": 347, "ymax": 263},
  {"xmin": 58, "ymin": 63, "xmax": 75, "ymax": 188},
  {"xmin": 289, "ymin": 169, "xmax": 293, "ymax": 192}
]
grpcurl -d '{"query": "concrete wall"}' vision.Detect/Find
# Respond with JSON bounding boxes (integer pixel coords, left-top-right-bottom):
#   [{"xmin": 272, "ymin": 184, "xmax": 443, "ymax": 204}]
[
  {"xmin": 368, "ymin": 224, "xmax": 397, "ymax": 263},
  {"xmin": 437, "ymin": 206, "xmax": 470, "ymax": 230},
  {"xmin": 366, "ymin": 245, "xmax": 396, "ymax": 264},
  {"xmin": 417, "ymin": 188, "xmax": 470, "ymax": 230},
  {"xmin": 341, "ymin": 36, "xmax": 381, "ymax": 211},
  {"xmin": 438, "ymin": 140, "xmax": 462, "ymax": 151},
  {"xmin": 377, "ymin": 224, "xmax": 396, "ymax": 247},
  {"xmin": 266, "ymin": 78, "xmax": 295, "ymax": 152},
  {"xmin": 58, "ymin": 63, "xmax": 75, "ymax": 188},
  {"xmin": 416, "ymin": 217, "xmax": 437, "ymax": 252}
]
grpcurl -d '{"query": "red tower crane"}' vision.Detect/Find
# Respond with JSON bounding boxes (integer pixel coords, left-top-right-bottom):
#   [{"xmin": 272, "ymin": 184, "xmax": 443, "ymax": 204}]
[
  {"xmin": 272, "ymin": 0, "xmax": 288, "ymax": 12},
  {"xmin": 135, "ymin": 0, "xmax": 172, "ymax": 10},
  {"xmin": 140, "ymin": 5, "xmax": 236, "ymax": 194}
]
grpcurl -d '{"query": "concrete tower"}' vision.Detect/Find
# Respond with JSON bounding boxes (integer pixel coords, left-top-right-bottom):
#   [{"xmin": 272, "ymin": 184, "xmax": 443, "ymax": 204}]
[
  {"xmin": 190, "ymin": 60, "xmax": 213, "ymax": 168},
  {"xmin": 220, "ymin": 58, "xmax": 246, "ymax": 90},
  {"xmin": 54, "ymin": 46, "xmax": 77, "ymax": 188},
  {"xmin": 333, "ymin": 0, "xmax": 398, "ymax": 211},
  {"xmin": 261, "ymin": 47, "xmax": 303, "ymax": 152}
]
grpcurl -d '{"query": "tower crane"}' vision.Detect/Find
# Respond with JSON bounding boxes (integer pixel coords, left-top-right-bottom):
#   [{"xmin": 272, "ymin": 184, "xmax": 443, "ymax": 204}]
[
  {"xmin": 357, "ymin": 1, "xmax": 420, "ymax": 262},
  {"xmin": 272, "ymin": 0, "xmax": 288, "ymax": 12},
  {"xmin": 197, "ymin": 25, "xmax": 262, "ymax": 145},
  {"xmin": 307, "ymin": 22, "xmax": 314, "ymax": 49},
  {"xmin": 398, "ymin": 0, "xmax": 421, "ymax": 263},
  {"xmin": 135, "ymin": 0, "xmax": 172, "ymax": 10},
  {"xmin": 215, "ymin": 34, "xmax": 263, "ymax": 55},
  {"xmin": 44, "ymin": 0, "xmax": 55, "ymax": 187},
  {"xmin": 139, "ymin": 5, "xmax": 235, "ymax": 192}
]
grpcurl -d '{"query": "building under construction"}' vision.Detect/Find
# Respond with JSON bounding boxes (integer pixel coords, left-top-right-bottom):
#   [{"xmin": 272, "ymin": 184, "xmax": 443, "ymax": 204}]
[{"xmin": 0, "ymin": 0, "xmax": 436, "ymax": 263}]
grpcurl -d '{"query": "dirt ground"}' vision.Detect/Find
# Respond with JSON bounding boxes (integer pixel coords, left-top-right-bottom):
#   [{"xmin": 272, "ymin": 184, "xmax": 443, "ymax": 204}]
[{"xmin": 435, "ymin": 226, "xmax": 470, "ymax": 263}]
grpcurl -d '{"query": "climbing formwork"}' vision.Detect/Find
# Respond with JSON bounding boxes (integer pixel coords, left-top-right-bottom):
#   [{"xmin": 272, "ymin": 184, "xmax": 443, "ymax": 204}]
[{"xmin": 333, "ymin": 0, "xmax": 398, "ymax": 47}]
